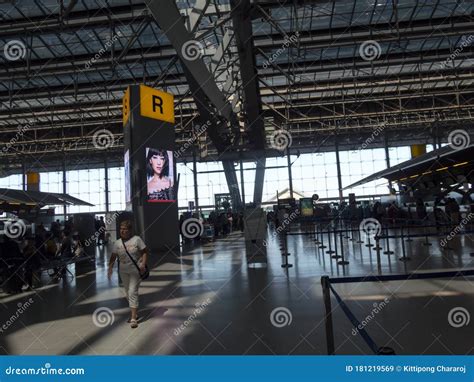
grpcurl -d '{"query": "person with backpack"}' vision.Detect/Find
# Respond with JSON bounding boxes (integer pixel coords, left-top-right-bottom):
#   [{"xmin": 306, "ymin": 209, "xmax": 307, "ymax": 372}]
[{"xmin": 107, "ymin": 220, "xmax": 149, "ymax": 328}]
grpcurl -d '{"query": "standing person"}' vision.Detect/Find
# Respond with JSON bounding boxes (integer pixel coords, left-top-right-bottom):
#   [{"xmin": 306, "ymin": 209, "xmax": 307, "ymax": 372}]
[
  {"xmin": 107, "ymin": 220, "xmax": 149, "ymax": 329},
  {"xmin": 98, "ymin": 216, "xmax": 106, "ymax": 245}
]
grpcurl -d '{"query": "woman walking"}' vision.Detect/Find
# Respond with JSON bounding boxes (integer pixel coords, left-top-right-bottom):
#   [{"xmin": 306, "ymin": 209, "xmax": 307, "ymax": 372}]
[{"xmin": 108, "ymin": 220, "xmax": 149, "ymax": 328}]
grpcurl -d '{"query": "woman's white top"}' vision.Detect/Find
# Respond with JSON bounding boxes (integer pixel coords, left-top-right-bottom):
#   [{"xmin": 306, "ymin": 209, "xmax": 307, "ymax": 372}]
[{"xmin": 112, "ymin": 235, "xmax": 146, "ymax": 273}]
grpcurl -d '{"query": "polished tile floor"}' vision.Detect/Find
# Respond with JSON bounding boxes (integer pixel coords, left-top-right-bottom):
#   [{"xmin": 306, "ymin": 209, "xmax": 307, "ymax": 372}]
[{"xmin": 1, "ymin": 224, "xmax": 473, "ymax": 355}]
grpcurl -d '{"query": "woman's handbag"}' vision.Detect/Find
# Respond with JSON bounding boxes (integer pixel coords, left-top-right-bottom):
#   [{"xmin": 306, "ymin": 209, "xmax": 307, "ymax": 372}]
[{"xmin": 121, "ymin": 239, "xmax": 150, "ymax": 280}]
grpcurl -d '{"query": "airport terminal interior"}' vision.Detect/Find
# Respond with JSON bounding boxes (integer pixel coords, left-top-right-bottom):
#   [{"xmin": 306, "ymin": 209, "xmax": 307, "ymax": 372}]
[{"xmin": 0, "ymin": 0, "xmax": 473, "ymax": 355}]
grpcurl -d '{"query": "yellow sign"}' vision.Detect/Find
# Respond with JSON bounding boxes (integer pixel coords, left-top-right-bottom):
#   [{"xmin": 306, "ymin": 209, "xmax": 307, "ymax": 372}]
[
  {"xmin": 139, "ymin": 84, "xmax": 175, "ymax": 124},
  {"xmin": 122, "ymin": 87, "xmax": 130, "ymax": 126}
]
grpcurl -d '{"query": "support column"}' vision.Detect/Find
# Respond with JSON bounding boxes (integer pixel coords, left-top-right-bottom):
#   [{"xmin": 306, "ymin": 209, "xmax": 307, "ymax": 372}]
[
  {"xmin": 240, "ymin": 158, "xmax": 246, "ymax": 207},
  {"xmin": 62, "ymin": 158, "xmax": 67, "ymax": 218},
  {"xmin": 286, "ymin": 147, "xmax": 293, "ymax": 199},
  {"xmin": 335, "ymin": 137, "xmax": 343, "ymax": 202},
  {"xmin": 253, "ymin": 157, "xmax": 266, "ymax": 207},
  {"xmin": 21, "ymin": 160, "xmax": 26, "ymax": 191},
  {"xmin": 104, "ymin": 157, "xmax": 110, "ymax": 213},
  {"xmin": 193, "ymin": 151, "xmax": 199, "ymax": 211},
  {"xmin": 384, "ymin": 134, "xmax": 392, "ymax": 190}
]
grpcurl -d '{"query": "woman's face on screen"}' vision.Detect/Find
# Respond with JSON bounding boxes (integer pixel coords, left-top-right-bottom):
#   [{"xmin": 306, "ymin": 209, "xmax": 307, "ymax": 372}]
[{"xmin": 150, "ymin": 154, "xmax": 165, "ymax": 176}]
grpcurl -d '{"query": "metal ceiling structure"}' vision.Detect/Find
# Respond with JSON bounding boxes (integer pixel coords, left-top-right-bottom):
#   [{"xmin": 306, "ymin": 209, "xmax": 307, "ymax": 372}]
[{"xmin": 0, "ymin": 0, "xmax": 473, "ymax": 174}]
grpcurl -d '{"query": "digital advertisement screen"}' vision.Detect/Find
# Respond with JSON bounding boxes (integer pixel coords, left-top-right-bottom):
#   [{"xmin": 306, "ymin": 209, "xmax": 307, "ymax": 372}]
[
  {"xmin": 300, "ymin": 198, "xmax": 314, "ymax": 216},
  {"xmin": 146, "ymin": 147, "xmax": 175, "ymax": 202},
  {"xmin": 124, "ymin": 150, "xmax": 131, "ymax": 203}
]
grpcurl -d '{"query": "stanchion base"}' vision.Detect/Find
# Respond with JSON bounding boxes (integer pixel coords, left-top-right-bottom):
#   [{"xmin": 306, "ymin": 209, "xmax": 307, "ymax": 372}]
[
  {"xmin": 326, "ymin": 250, "xmax": 335, "ymax": 254},
  {"xmin": 282, "ymin": 253, "xmax": 291, "ymax": 257},
  {"xmin": 337, "ymin": 260, "xmax": 349, "ymax": 265},
  {"xmin": 319, "ymin": 245, "xmax": 327, "ymax": 249},
  {"xmin": 374, "ymin": 246, "xmax": 383, "ymax": 251},
  {"xmin": 281, "ymin": 264, "xmax": 293, "ymax": 268},
  {"xmin": 399, "ymin": 257, "xmax": 411, "ymax": 262},
  {"xmin": 383, "ymin": 251, "xmax": 394, "ymax": 255},
  {"xmin": 365, "ymin": 244, "xmax": 374, "ymax": 247},
  {"xmin": 331, "ymin": 255, "xmax": 341, "ymax": 259},
  {"xmin": 423, "ymin": 242, "xmax": 432, "ymax": 246},
  {"xmin": 356, "ymin": 240, "xmax": 364, "ymax": 244},
  {"xmin": 377, "ymin": 346, "xmax": 396, "ymax": 355}
]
